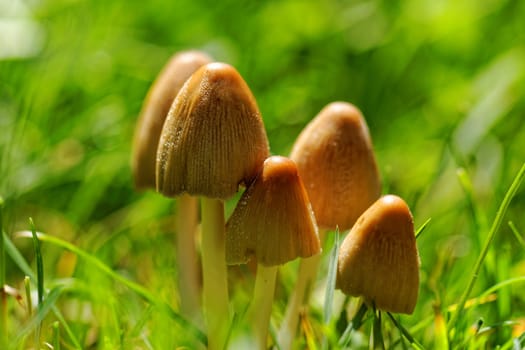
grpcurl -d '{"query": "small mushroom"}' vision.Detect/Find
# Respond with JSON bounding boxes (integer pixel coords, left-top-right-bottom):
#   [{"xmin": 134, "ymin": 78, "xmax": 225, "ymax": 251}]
[
  {"xmin": 156, "ymin": 62, "xmax": 269, "ymax": 350},
  {"xmin": 226, "ymin": 156, "xmax": 320, "ymax": 349},
  {"xmin": 227, "ymin": 156, "xmax": 320, "ymax": 266},
  {"xmin": 290, "ymin": 101, "xmax": 381, "ymax": 231},
  {"xmin": 156, "ymin": 62, "xmax": 269, "ymax": 200},
  {"xmin": 337, "ymin": 195, "xmax": 420, "ymax": 314},
  {"xmin": 280, "ymin": 101, "xmax": 381, "ymax": 349},
  {"xmin": 132, "ymin": 50, "xmax": 212, "ymax": 190},
  {"xmin": 131, "ymin": 50, "xmax": 211, "ymax": 321}
]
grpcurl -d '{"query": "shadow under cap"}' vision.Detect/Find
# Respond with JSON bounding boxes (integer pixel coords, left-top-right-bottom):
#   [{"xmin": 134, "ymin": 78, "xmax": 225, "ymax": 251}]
[
  {"xmin": 290, "ymin": 101, "xmax": 381, "ymax": 232},
  {"xmin": 226, "ymin": 156, "xmax": 321, "ymax": 266},
  {"xmin": 156, "ymin": 62, "xmax": 270, "ymax": 199},
  {"xmin": 336, "ymin": 195, "xmax": 420, "ymax": 314},
  {"xmin": 132, "ymin": 50, "xmax": 212, "ymax": 190}
]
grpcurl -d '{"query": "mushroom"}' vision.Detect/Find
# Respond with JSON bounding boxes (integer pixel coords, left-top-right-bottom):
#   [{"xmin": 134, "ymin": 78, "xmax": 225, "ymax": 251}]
[
  {"xmin": 337, "ymin": 195, "xmax": 420, "ymax": 314},
  {"xmin": 132, "ymin": 50, "xmax": 212, "ymax": 190},
  {"xmin": 156, "ymin": 62, "xmax": 269, "ymax": 350},
  {"xmin": 131, "ymin": 50, "xmax": 211, "ymax": 321},
  {"xmin": 280, "ymin": 101, "xmax": 381, "ymax": 348},
  {"xmin": 226, "ymin": 156, "xmax": 320, "ymax": 349},
  {"xmin": 291, "ymin": 101, "xmax": 381, "ymax": 230}
]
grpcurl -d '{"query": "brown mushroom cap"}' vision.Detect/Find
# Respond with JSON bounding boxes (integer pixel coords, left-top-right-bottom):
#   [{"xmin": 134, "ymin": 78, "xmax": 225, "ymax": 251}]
[
  {"xmin": 336, "ymin": 195, "xmax": 420, "ymax": 314},
  {"xmin": 290, "ymin": 102, "xmax": 381, "ymax": 231},
  {"xmin": 132, "ymin": 50, "xmax": 212, "ymax": 190},
  {"xmin": 156, "ymin": 62, "xmax": 270, "ymax": 199},
  {"xmin": 226, "ymin": 156, "xmax": 321, "ymax": 266}
]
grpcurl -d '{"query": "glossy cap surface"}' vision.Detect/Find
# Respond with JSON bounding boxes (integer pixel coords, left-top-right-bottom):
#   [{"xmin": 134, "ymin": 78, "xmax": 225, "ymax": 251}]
[
  {"xmin": 226, "ymin": 156, "xmax": 320, "ymax": 266},
  {"xmin": 336, "ymin": 195, "xmax": 420, "ymax": 314},
  {"xmin": 291, "ymin": 102, "xmax": 381, "ymax": 231},
  {"xmin": 156, "ymin": 62, "xmax": 270, "ymax": 199},
  {"xmin": 132, "ymin": 50, "xmax": 212, "ymax": 190}
]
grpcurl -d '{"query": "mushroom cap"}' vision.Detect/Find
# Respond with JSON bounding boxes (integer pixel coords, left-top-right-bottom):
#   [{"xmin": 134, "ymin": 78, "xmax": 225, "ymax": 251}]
[
  {"xmin": 336, "ymin": 195, "xmax": 420, "ymax": 314},
  {"xmin": 156, "ymin": 62, "xmax": 270, "ymax": 199},
  {"xmin": 226, "ymin": 156, "xmax": 321, "ymax": 266},
  {"xmin": 132, "ymin": 50, "xmax": 212, "ymax": 190},
  {"xmin": 290, "ymin": 102, "xmax": 381, "ymax": 231}
]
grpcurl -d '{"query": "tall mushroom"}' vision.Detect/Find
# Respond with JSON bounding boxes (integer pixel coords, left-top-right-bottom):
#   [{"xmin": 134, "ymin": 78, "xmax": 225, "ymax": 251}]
[
  {"xmin": 226, "ymin": 156, "xmax": 320, "ymax": 350},
  {"xmin": 156, "ymin": 62, "xmax": 269, "ymax": 350},
  {"xmin": 337, "ymin": 195, "xmax": 420, "ymax": 314},
  {"xmin": 133, "ymin": 50, "xmax": 212, "ymax": 190},
  {"xmin": 131, "ymin": 50, "xmax": 211, "ymax": 320},
  {"xmin": 279, "ymin": 102, "xmax": 381, "ymax": 348}
]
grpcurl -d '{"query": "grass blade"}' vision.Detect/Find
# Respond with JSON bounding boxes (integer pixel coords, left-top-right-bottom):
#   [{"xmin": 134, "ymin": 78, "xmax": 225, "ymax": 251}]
[
  {"xmin": 324, "ymin": 227, "xmax": 340, "ymax": 325},
  {"xmin": 371, "ymin": 308, "xmax": 385, "ymax": 350},
  {"xmin": 0, "ymin": 197, "xmax": 6, "ymax": 349},
  {"xmin": 448, "ymin": 162, "xmax": 525, "ymax": 330},
  {"xmin": 338, "ymin": 302, "xmax": 368, "ymax": 347},
  {"xmin": 508, "ymin": 221, "xmax": 525, "ymax": 248},
  {"xmin": 53, "ymin": 321, "xmax": 60, "ymax": 350},
  {"xmin": 386, "ymin": 312, "xmax": 425, "ymax": 350},
  {"xmin": 15, "ymin": 230, "xmax": 207, "ymax": 345},
  {"xmin": 4, "ymin": 231, "xmax": 35, "ymax": 279},
  {"xmin": 415, "ymin": 218, "xmax": 431, "ymax": 239},
  {"xmin": 29, "ymin": 218, "xmax": 43, "ymax": 347},
  {"xmin": 321, "ymin": 228, "xmax": 340, "ymax": 350},
  {"xmin": 24, "ymin": 276, "xmax": 32, "ymax": 316},
  {"xmin": 12, "ymin": 285, "xmax": 64, "ymax": 346},
  {"xmin": 0, "ymin": 196, "xmax": 5, "ymax": 286},
  {"xmin": 4, "ymin": 232, "xmax": 81, "ymax": 348},
  {"xmin": 29, "ymin": 218, "xmax": 44, "ymax": 306}
]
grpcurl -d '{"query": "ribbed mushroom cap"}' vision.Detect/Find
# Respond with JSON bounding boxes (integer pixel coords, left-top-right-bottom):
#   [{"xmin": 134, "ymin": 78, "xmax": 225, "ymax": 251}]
[
  {"xmin": 132, "ymin": 50, "xmax": 212, "ymax": 190},
  {"xmin": 290, "ymin": 102, "xmax": 381, "ymax": 231},
  {"xmin": 336, "ymin": 195, "xmax": 420, "ymax": 314},
  {"xmin": 156, "ymin": 62, "xmax": 270, "ymax": 199},
  {"xmin": 226, "ymin": 156, "xmax": 321, "ymax": 266}
]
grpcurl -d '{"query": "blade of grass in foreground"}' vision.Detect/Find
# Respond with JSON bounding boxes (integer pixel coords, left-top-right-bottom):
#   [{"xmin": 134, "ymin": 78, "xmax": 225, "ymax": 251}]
[
  {"xmin": 324, "ymin": 228, "xmax": 340, "ymax": 325},
  {"xmin": 415, "ymin": 218, "xmax": 431, "ymax": 239},
  {"xmin": 3, "ymin": 232, "xmax": 82, "ymax": 349},
  {"xmin": 508, "ymin": 221, "xmax": 525, "ymax": 248},
  {"xmin": 12, "ymin": 285, "xmax": 64, "ymax": 346},
  {"xmin": 29, "ymin": 218, "xmax": 44, "ymax": 347},
  {"xmin": 322, "ymin": 228, "xmax": 340, "ymax": 350},
  {"xmin": 15, "ymin": 230, "xmax": 207, "ymax": 345},
  {"xmin": 0, "ymin": 197, "xmax": 6, "ymax": 349},
  {"xmin": 448, "ymin": 162, "xmax": 525, "ymax": 331},
  {"xmin": 386, "ymin": 312, "xmax": 424, "ymax": 350}
]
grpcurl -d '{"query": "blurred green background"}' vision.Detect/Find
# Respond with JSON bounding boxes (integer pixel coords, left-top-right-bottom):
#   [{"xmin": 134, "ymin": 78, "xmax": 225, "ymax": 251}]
[{"xmin": 1, "ymin": 0, "xmax": 525, "ymax": 347}]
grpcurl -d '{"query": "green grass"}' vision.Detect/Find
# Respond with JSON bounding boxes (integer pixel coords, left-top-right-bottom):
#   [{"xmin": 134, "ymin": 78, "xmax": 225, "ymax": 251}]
[{"xmin": 1, "ymin": 0, "xmax": 525, "ymax": 348}]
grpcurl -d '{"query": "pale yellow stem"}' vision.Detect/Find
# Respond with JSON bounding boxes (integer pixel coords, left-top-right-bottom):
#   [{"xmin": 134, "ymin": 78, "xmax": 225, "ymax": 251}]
[
  {"xmin": 246, "ymin": 264, "xmax": 278, "ymax": 350},
  {"xmin": 200, "ymin": 197, "xmax": 230, "ymax": 350},
  {"xmin": 175, "ymin": 194, "xmax": 201, "ymax": 323},
  {"xmin": 277, "ymin": 229, "xmax": 326, "ymax": 350}
]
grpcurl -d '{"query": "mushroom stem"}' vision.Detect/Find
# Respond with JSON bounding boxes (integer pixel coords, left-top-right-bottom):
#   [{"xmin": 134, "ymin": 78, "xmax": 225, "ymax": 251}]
[
  {"xmin": 175, "ymin": 194, "xmax": 201, "ymax": 323},
  {"xmin": 200, "ymin": 197, "xmax": 230, "ymax": 350},
  {"xmin": 278, "ymin": 229, "xmax": 326, "ymax": 350},
  {"xmin": 246, "ymin": 264, "xmax": 278, "ymax": 350}
]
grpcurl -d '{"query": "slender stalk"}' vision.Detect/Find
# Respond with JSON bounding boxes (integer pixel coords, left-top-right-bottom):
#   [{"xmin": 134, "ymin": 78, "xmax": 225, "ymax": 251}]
[
  {"xmin": 30, "ymin": 218, "xmax": 43, "ymax": 347},
  {"xmin": 24, "ymin": 276, "xmax": 32, "ymax": 317},
  {"xmin": 200, "ymin": 197, "xmax": 230, "ymax": 350},
  {"xmin": 278, "ymin": 230, "xmax": 326, "ymax": 350},
  {"xmin": 52, "ymin": 321, "xmax": 60, "ymax": 350},
  {"xmin": 245, "ymin": 264, "xmax": 278, "ymax": 350},
  {"xmin": 448, "ymin": 162, "xmax": 525, "ymax": 329},
  {"xmin": 0, "ymin": 197, "xmax": 6, "ymax": 349},
  {"xmin": 175, "ymin": 194, "xmax": 201, "ymax": 323},
  {"xmin": 371, "ymin": 309, "xmax": 384, "ymax": 350}
]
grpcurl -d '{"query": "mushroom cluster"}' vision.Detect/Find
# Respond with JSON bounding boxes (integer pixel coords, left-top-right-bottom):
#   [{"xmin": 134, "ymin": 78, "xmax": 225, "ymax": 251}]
[{"xmin": 132, "ymin": 50, "xmax": 421, "ymax": 350}]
